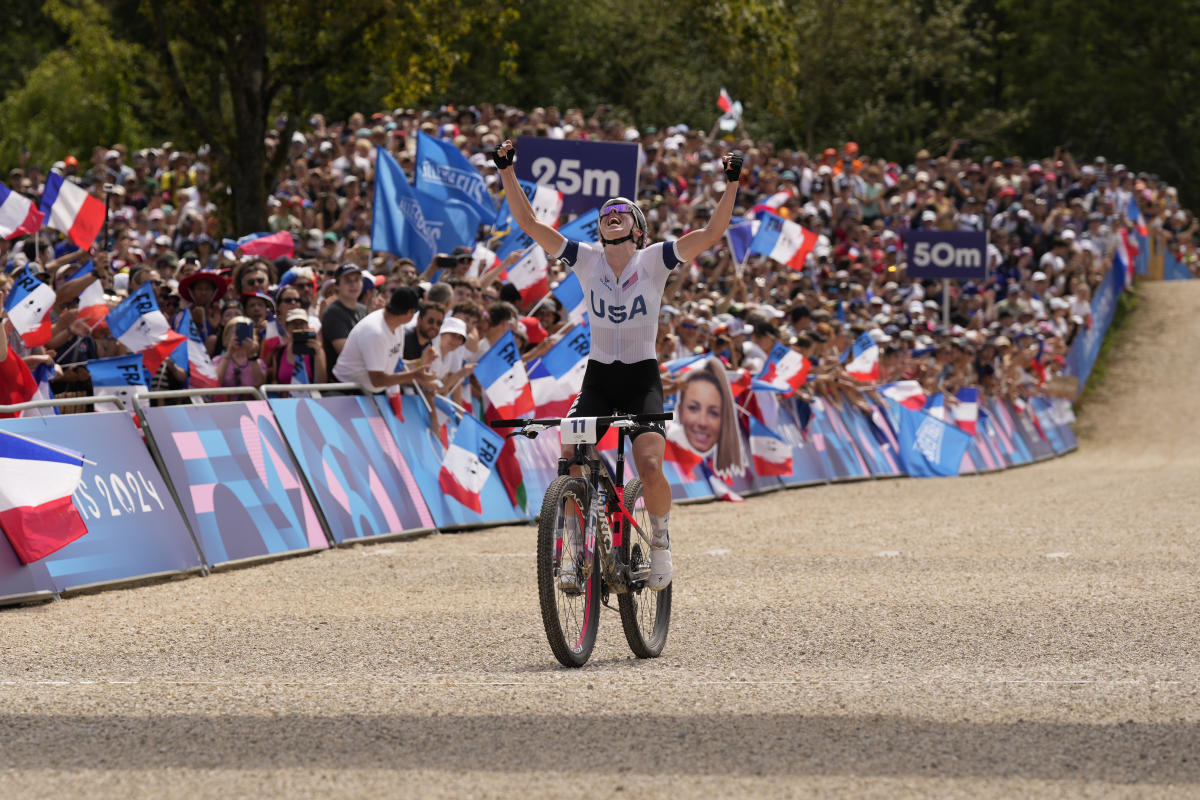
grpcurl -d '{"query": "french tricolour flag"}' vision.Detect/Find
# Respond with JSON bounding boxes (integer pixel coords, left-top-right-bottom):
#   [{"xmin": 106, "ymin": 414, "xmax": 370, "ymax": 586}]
[
  {"xmin": 72, "ymin": 262, "xmax": 110, "ymax": 327},
  {"xmin": 1128, "ymin": 196, "xmax": 1148, "ymax": 237},
  {"xmin": 845, "ymin": 332, "xmax": 880, "ymax": 382},
  {"xmin": 438, "ymin": 413, "xmax": 504, "ymax": 513},
  {"xmin": 475, "ymin": 330, "xmax": 534, "ymax": 418},
  {"xmin": 748, "ymin": 416, "xmax": 792, "ymax": 476},
  {"xmin": 3, "ymin": 266, "xmax": 56, "ymax": 348},
  {"xmin": 39, "ymin": 173, "xmax": 105, "ymax": 250},
  {"xmin": 0, "ymin": 181, "xmax": 43, "ymax": 240},
  {"xmin": 663, "ymin": 352, "xmax": 709, "ymax": 375},
  {"xmin": 0, "ymin": 430, "xmax": 89, "ymax": 563},
  {"xmin": 432, "ymin": 395, "xmax": 459, "ymax": 449},
  {"xmin": 105, "ymin": 283, "xmax": 187, "ymax": 374},
  {"xmin": 748, "ymin": 211, "xmax": 818, "ymax": 271},
  {"xmin": 552, "ymin": 272, "xmax": 587, "ymax": 325},
  {"xmin": 953, "ymin": 387, "xmax": 979, "ymax": 435},
  {"xmin": 1116, "ymin": 228, "xmax": 1138, "ymax": 286},
  {"xmin": 751, "ymin": 190, "xmax": 793, "ymax": 219},
  {"xmin": 881, "ymin": 380, "xmax": 926, "ymax": 410},
  {"xmin": 756, "ymin": 342, "xmax": 810, "ymax": 394},
  {"xmin": 174, "ymin": 308, "xmax": 219, "ymax": 388},
  {"xmin": 717, "ymin": 88, "xmax": 733, "ymax": 113},
  {"xmin": 529, "ymin": 323, "xmax": 589, "ymax": 418},
  {"xmin": 507, "ymin": 246, "xmax": 550, "ymax": 308}
]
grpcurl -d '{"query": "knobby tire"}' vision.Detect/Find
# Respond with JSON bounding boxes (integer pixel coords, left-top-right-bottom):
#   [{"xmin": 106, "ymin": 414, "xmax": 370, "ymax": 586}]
[
  {"xmin": 617, "ymin": 478, "xmax": 672, "ymax": 658},
  {"xmin": 537, "ymin": 476, "xmax": 600, "ymax": 668}
]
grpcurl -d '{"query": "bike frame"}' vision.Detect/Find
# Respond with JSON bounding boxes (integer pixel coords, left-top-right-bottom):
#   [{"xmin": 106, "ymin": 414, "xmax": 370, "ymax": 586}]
[{"xmin": 557, "ymin": 425, "xmax": 638, "ymax": 552}]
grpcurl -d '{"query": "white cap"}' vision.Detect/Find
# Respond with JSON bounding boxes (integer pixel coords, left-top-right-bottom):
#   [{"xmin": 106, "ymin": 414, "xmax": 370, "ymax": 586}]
[
  {"xmin": 868, "ymin": 328, "xmax": 892, "ymax": 343},
  {"xmin": 439, "ymin": 316, "xmax": 469, "ymax": 339},
  {"xmin": 1031, "ymin": 271, "xmax": 1048, "ymax": 281}
]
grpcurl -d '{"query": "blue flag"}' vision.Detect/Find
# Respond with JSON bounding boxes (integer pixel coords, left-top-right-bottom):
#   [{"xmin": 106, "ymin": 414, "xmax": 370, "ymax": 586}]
[
  {"xmin": 552, "ymin": 271, "xmax": 586, "ymax": 325},
  {"xmin": 557, "ymin": 211, "xmax": 603, "ymax": 244},
  {"xmin": 891, "ymin": 399, "xmax": 972, "ymax": 477},
  {"xmin": 414, "ymin": 130, "xmax": 496, "ymax": 220},
  {"xmin": 539, "ymin": 324, "xmax": 590, "ymax": 379},
  {"xmin": 725, "ymin": 217, "xmax": 756, "ymax": 265},
  {"xmin": 372, "ymin": 147, "xmax": 481, "ymax": 267},
  {"xmin": 88, "ymin": 353, "xmax": 151, "ymax": 405}
]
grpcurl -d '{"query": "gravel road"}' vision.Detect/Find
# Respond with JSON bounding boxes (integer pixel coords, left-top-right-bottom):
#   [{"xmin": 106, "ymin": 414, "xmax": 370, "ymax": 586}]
[{"xmin": 2, "ymin": 281, "xmax": 1197, "ymax": 798}]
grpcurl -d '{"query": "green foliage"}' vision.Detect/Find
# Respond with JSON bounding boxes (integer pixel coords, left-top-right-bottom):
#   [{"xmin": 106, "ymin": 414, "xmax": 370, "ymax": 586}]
[
  {"xmin": 0, "ymin": 0, "xmax": 149, "ymax": 171},
  {"xmin": 1, "ymin": 0, "xmax": 1198, "ymax": 222}
]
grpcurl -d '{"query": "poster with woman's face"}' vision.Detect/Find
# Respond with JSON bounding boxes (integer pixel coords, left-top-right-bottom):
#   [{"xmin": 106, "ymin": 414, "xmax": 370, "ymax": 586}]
[{"xmin": 666, "ymin": 357, "xmax": 746, "ymax": 478}]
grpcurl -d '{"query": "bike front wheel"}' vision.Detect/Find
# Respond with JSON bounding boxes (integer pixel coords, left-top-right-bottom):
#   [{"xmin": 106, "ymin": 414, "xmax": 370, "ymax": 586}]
[
  {"xmin": 617, "ymin": 478, "xmax": 672, "ymax": 658},
  {"xmin": 537, "ymin": 475, "xmax": 600, "ymax": 668}
]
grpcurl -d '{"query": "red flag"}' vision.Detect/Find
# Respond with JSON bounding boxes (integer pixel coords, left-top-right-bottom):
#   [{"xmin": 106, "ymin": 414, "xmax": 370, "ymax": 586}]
[
  {"xmin": 0, "ymin": 343, "xmax": 38, "ymax": 418},
  {"xmin": 239, "ymin": 231, "xmax": 295, "ymax": 260},
  {"xmin": 717, "ymin": 88, "xmax": 733, "ymax": 113},
  {"xmin": 484, "ymin": 404, "xmax": 527, "ymax": 511}
]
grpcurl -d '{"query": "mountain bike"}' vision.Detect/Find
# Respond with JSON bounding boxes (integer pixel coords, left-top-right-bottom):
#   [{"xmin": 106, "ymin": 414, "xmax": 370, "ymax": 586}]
[{"xmin": 491, "ymin": 412, "xmax": 674, "ymax": 668}]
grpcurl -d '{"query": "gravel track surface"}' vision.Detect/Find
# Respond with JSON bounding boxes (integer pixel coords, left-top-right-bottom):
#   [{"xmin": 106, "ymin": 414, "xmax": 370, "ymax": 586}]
[{"xmin": 2, "ymin": 282, "xmax": 1198, "ymax": 798}]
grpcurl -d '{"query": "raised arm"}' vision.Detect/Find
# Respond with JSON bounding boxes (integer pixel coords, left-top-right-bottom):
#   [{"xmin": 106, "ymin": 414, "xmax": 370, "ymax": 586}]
[
  {"xmin": 493, "ymin": 140, "xmax": 566, "ymax": 256},
  {"xmin": 674, "ymin": 151, "xmax": 742, "ymax": 264}
]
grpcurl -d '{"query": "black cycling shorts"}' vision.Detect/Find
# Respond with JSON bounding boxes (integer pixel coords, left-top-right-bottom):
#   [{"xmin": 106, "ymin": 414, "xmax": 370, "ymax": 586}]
[{"xmin": 568, "ymin": 358, "xmax": 665, "ymax": 441}]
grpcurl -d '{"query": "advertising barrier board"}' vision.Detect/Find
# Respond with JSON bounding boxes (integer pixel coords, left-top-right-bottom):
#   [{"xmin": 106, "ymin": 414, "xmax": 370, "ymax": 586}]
[
  {"xmin": 269, "ymin": 396, "xmax": 436, "ymax": 542},
  {"xmin": 373, "ymin": 395, "xmax": 525, "ymax": 529},
  {"xmin": 144, "ymin": 401, "xmax": 329, "ymax": 566}
]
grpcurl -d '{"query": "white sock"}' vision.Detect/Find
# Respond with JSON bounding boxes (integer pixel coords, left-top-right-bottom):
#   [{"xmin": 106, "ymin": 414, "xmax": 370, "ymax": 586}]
[{"xmin": 648, "ymin": 512, "xmax": 670, "ymax": 547}]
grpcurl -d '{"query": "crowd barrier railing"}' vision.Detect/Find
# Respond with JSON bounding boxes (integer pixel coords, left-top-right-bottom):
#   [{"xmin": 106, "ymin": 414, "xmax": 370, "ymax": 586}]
[{"xmin": 0, "ymin": 372, "xmax": 1083, "ymax": 608}]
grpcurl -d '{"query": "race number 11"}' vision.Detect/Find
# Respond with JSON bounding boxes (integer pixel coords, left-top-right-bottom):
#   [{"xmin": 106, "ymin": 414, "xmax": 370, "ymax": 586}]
[{"xmin": 560, "ymin": 416, "xmax": 599, "ymax": 445}]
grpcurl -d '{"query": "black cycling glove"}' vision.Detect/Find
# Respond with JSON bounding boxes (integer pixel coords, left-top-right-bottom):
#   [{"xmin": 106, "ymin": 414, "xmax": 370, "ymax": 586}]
[
  {"xmin": 492, "ymin": 145, "xmax": 515, "ymax": 170},
  {"xmin": 724, "ymin": 151, "xmax": 744, "ymax": 183}
]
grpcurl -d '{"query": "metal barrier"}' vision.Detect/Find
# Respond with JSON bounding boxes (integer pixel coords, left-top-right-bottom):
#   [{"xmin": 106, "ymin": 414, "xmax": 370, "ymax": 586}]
[
  {"xmin": 134, "ymin": 386, "xmax": 266, "ymax": 404},
  {"xmin": 0, "ymin": 395, "xmax": 127, "ymax": 415},
  {"xmin": 259, "ymin": 382, "xmax": 365, "ymax": 398}
]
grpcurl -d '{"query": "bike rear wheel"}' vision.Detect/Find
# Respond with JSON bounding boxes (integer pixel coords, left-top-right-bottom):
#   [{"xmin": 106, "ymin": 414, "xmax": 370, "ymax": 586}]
[
  {"xmin": 537, "ymin": 476, "xmax": 600, "ymax": 668},
  {"xmin": 617, "ymin": 478, "xmax": 671, "ymax": 658}
]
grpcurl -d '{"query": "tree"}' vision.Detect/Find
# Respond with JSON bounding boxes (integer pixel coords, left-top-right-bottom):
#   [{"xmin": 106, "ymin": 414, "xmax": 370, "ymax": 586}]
[
  {"xmin": 140, "ymin": 0, "xmax": 518, "ymax": 234},
  {"xmin": 0, "ymin": 0, "xmax": 148, "ymax": 173}
]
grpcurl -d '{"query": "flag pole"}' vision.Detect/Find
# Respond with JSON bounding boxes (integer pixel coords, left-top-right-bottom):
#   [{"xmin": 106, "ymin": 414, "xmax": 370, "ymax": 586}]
[
  {"xmin": 942, "ymin": 280, "xmax": 949, "ymax": 330},
  {"xmin": 102, "ymin": 185, "xmax": 112, "ymax": 253},
  {"xmin": 0, "ymin": 428, "xmax": 98, "ymax": 466}
]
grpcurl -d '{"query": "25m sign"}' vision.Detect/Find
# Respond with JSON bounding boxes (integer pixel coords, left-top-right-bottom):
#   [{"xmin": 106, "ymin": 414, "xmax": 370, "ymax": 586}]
[
  {"xmin": 904, "ymin": 230, "xmax": 988, "ymax": 280},
  {"xmin": 515, "ymin": 137, "xmax": 639, "ymax": 215}
]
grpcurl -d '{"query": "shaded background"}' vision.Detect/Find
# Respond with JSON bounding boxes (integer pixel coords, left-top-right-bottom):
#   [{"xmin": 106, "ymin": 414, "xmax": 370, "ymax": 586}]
[{"xmin": 3, "ymin": 0, "xmax": 1195, "ymax": 230}]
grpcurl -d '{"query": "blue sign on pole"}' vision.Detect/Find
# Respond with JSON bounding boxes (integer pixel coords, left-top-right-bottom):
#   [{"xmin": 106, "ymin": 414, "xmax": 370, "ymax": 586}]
[
  {"xmin": 904, "ymin": 230, "xmax": 988, "ymax": 280},
  {"xmin": 514, "ymin": 136, "xmax": 639, "ymax": 215}
]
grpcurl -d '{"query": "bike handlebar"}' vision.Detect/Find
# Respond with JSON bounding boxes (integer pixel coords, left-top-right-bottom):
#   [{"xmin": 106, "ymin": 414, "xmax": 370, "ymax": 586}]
[{"xmin": 490, "ymin": 411, "xmax": 674, "ymax": 429}]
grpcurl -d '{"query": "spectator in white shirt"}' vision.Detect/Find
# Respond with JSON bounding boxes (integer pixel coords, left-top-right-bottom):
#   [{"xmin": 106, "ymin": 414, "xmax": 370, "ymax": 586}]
[{"xmin": 332, "ymin": 287, "xmax": 437, "ymax": 393}]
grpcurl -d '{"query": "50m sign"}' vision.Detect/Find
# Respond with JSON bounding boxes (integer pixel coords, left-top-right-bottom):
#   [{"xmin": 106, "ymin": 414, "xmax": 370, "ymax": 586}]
[{"xmin": 904, "ymin": 230, "xmax": 988, "ymax": 280}]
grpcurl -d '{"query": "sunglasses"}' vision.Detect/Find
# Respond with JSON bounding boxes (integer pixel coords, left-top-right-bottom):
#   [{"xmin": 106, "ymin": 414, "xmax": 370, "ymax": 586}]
[
  {"xmin": 600, "ymin": 203, "xmax": 634, "ymax": 217},
  {"xmin": 680, "ymin": 322, "xmax": 699, "ymax": 331},
  {"xmin": 279, "ymin": 296, "xmax": 301, "ymax": 304},
  {"xmin": 245, "ymin": 276, "xmax": 268, "ymax": 286}
]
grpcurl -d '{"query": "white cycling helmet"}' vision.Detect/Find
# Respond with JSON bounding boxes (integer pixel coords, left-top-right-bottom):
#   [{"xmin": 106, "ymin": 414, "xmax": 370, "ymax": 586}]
[{"xmin": 599, "ymin": 196, "xmax": 647, "ymax": 248}]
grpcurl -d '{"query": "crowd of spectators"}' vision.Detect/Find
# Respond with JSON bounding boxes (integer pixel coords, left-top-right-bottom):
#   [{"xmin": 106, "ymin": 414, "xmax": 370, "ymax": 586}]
[{"xmin": 1, "ymin": 102, "xmax": 1194, "ymax": 418}]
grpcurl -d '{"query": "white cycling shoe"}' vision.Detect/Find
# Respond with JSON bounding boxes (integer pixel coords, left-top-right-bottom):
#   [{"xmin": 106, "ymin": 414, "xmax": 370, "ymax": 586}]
[{"xmin": 647, "ymin": 538, "xmax": 673, "ymax": 591}]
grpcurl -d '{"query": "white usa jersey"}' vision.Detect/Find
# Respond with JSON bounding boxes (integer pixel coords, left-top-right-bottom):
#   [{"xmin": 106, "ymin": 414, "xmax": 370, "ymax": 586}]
[{"xmin": 554, "ymin": 239, "xmax": 681, "ymax": 364}]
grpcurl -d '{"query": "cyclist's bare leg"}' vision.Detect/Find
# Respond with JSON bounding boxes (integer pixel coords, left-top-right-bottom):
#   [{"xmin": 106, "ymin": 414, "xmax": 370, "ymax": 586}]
[
  {"xmin": 633, "ymin": 432, "xmax": 673, "ymax": 590},
  {"xmin": 631, "ymin": 432, "xmax": 670, "ymax": 516}
]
